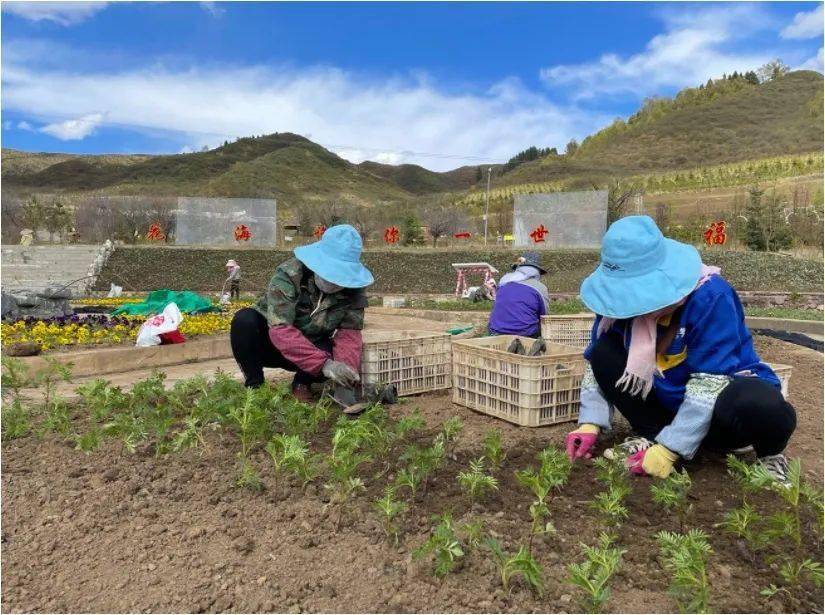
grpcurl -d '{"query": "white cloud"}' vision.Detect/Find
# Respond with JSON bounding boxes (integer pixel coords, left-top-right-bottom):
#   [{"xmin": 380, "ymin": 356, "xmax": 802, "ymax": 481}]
[
  {"xmin": 781, "ymin": 5, "xmax": 824, "ymax": 40},
  {"xmin": 1, "ymin": 2, "xmax": 108, "ymax": 26},
  {"xmin": 200, "ymin": 2, "xmax": 225, "ymax": 17},
  {"xmin": 799, "ymin": 47, "xmax": 825, "ymax": 71},
  {"xmin": 540, "ymin": 4, "xmax": 778, "ymax": 98},
  {"xmin": 39, "ymin": 113, "xmax": 104, "ymax": 140},
  {"xmin": 17, "ymin": 120, "xmax": 34, "ymax": 131},
  {"xmin": 2, "ymin": 48, "xmax": 607, "ymax": 170},
  {"xmin": 2, "ymin": 120, "xmax": 12, "ymax": 130}
]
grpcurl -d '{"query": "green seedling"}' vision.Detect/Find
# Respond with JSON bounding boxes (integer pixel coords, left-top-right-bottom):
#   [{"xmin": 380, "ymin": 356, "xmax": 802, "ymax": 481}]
[
  {"xmin": 482, "ymin": 429, "xmax": 507, "ymax": 470},
  {"xmin": 777, "ymin": 559, "xmax": 824, "ymax": 588},
  {"xmin": 75, "ymin": 426, "xmax": 103, "ymax": 454},
  {"xmin": 236, "ymin": 458, "xmax": 264, "ymax": 492},
  {"xmin": 458, "ymin": 457, "xmax": 499, "ymax": 503},
  {"xmin": 396, "ymin": 441, "xmax": 445, "ymax": 500},
  {"xmin": 104, "ymin": 409, "xmax": 148, "ymax": 454},
  {"xmin": 515, "ymin": 445, "xmax": 571, "ymax": 553},
  {"xmin": 267, "ymin": 433, "xmax": 319, "ymax": 489},
  {"xmin": 76, "ymin": 379, "xmax": 129, "ymax": 423},
  {"xmin": 228, "ymin": 388, "xmax": 272, "ymax": 490},
  {"xmin": 433, "ymin": 416, "xmax": 463, "ymax": 459},
  {"xmin": 1, "ymin": 357, "xmax": 31, "ymax": 402},
  {"xmin": 591, "ymin": 457, "xmax": 631, "ymax": 542},
  {"xmin": 460, "ymin": 519, "xmax": 485, "ymax": 550},
  {"xmin": 373, "ymin": 486, "xmax": 408, "ymax": 546},
  {"xmin": 2, "ymin": 399, "xmax": 32, "ymax": 441},
  {"xmin": 413, "ymin": 512, "xmax": 465, "ymax": 577},
  {"xmin": 716, "ymin": 501, "xmax": 766, "ymax": 554},
  {"xmin": 172, "ymin": 414, "xmax": 207, "ymax": 452},
  {"xmin": 325, "ymin": 419, "xmax": 372, "ymax": 527},
  {"xmin": 651, "ymin": 468, "xmax": 693, "ymax": 532},
  {"xmin": 486, "ymin": 538, "xmax": 544, "ymax": 595},
  {"xmin": 655, "ymin": 529, "xmax": 713, "ymax": 614},
  {"xmin": 567, "ymin": 533, "xmax": 626, "ymax": 613},
  {"xmin": 31, "ymin": 358, "xmax": 73, "ymax": 436}
]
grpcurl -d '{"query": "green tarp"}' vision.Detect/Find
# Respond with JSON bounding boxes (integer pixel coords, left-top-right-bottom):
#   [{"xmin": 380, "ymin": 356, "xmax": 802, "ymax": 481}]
[{"xmin": 111, "ymin": 290, "xmax": 220, "ymax": 316}]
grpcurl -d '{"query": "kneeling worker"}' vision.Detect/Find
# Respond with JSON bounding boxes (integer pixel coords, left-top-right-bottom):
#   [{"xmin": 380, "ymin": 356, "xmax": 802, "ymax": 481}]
[
  {"xmin": 230, "ymin": 224, "xmax": 373, "ymax": 402},
  {"xmin": 488, "ymin": 252, "xmax": 550, "ymax": 337}
]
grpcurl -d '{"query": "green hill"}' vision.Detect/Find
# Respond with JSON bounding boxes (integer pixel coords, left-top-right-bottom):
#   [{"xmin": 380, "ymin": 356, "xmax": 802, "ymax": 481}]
[
  {"xmin": 2, "ymin": 133, "xmax": 412, "ymax": 206},
  {"xmin": 3, "ymin": 70, "xmax": 822, "ymax": 205},
  {"xmin": 500, "ymin": 70, "xmax": 823, "ymax": 186},
  {"xmin": 357, "ymin": 161, "xmax": 486, "ymax": 194}
]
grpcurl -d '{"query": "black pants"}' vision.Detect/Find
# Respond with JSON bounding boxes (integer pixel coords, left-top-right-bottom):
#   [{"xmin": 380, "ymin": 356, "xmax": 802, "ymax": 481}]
[
  {"xmin": 230, "ymin": 280, "xmax": 240, "ymax": 300},
  {"xmin": 230, "ymin": 308, "xmax": 330, "ymax": 388},
  {"xmin": 590, "ymin": 332, "xmax": 796, "ymax": 457}
]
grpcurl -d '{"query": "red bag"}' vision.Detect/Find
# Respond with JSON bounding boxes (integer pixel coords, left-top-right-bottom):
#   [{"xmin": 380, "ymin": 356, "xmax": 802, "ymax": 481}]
[{"xmin": 158, "ymin": 330, "xmax": 186, "ymax": 345}]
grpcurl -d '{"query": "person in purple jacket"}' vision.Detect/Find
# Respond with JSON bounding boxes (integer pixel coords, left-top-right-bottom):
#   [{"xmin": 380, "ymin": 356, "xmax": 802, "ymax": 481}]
[{"xmin": 488, "ymin": 252, "xmax": 551, "ymax": 337}]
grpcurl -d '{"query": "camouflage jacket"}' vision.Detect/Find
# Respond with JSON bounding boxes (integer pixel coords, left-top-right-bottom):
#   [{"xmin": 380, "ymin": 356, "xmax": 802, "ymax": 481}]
[{"xmin": 254, "ymin": 257, "xmax": 368, "ymax": 342}]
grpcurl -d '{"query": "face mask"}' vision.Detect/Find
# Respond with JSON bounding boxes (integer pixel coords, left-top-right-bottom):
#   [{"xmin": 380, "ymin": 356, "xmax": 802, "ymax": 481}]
[{"xmin": 314, "ymin": 274, "xmax": 343, "ymax": 294}]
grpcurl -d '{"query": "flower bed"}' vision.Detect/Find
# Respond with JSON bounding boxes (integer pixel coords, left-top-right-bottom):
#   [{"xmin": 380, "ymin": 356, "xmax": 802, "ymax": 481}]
[{"xmin": 1, "ymin": 301, "xmax": 252, "ymax": 352}]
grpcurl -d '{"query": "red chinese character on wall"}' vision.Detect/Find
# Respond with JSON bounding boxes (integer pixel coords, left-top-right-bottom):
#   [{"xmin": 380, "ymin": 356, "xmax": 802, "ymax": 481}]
[
  {"xmin": 453, "ymin": 232, "xmax": 471, "ymax": 239},
  {"xmin": 146, "ymin": 222, "xmax": 165, "ymax": 242},
  {"xmin": 384, "ymin": 226, "xmax": 400, "ymax": 244},
  {"xmin": 529, "ymin": 224, "xmax": 549, "ymax": 243},
  {"xmin": 313, "ymin": 225, "xmax": 327, "ymax": 239},
  {"xmin": 234, "ymin": 224, "xmax": 252, "ymax": 242},
  {"xmin": 703, "ymin": 221, "xmax": 727, "ymax": 246}
]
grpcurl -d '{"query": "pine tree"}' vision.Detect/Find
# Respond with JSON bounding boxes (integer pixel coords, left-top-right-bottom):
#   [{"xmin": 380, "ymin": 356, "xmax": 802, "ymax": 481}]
[
  {"xmin": 401, "ymin": 214, "xmax": 424, "ymax": 246},
  {"xmin": 744, "ymin": 186, "xmax": 793, "ymax": 252}
]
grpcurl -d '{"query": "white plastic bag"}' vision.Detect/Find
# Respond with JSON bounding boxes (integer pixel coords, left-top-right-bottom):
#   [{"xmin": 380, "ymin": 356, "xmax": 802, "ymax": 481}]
[
  {"xmin": 135, "ymin": 302, "xmax": 184, "ymax": 347},
  {"xmin": 108, "ymin": 283, "xmax": 123, "ymax": 298},
  {"xmin": 219, "ymin": 292, "xmax": 231, "ymax": 305}
]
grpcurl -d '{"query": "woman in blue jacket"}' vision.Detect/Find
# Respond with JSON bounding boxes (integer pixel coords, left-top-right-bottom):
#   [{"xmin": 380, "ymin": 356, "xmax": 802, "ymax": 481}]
[{"xmin": 564, "ymin": 216, "xmax": 796, "ymax": 486}]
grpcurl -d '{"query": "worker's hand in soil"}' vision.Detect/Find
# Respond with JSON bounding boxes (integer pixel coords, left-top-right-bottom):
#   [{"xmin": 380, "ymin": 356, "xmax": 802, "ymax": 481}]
[
  {"xmin": 626, "ymin": 443, "xmax": 678, "ymax": 478},
  {"xmin": 322, "ymin": 360, "xmax": 361, "ymax": 387},
  {"xmin": 564, "ymin": 424, "xmax": 600, "ymax": 461}
]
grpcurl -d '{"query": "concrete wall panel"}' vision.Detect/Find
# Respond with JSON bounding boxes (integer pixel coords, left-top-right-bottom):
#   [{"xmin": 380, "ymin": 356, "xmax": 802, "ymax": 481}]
[
  {"xmin": 175, "ymin": 197, "xmax": 277, "ymax": 246},
  {"xmin": 513, "ymin": 190, "xmax": 607, "ymax": 249}
]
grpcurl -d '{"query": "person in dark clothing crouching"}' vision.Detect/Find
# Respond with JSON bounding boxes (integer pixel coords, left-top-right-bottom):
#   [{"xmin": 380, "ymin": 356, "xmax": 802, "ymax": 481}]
[
  {"xmin": 230, "ymin": 224, "xmax": 373, "ymax": 402},
  {"xmin": 564, "ymin": 216, "xmax": 796, "ymax": 487}
]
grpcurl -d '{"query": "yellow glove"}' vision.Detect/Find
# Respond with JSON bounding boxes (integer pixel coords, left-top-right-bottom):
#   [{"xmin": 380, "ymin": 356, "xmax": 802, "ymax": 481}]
[{"xmin": 628, "ymin": 443, "xmax": 678, "ymax": 478}]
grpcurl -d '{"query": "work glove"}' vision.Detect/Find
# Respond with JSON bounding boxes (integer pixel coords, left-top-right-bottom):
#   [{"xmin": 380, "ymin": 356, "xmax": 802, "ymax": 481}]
[
  {"xmin": 322, "ymin": 360, "xmax": 361, "ymax": 388},
  {"xmin": 626, "ymin": 443, "xmax": 678, "ymax": 478},
  {"xmin": 564, "ymin": 424, "xmax": 600, "ymax": 461}
]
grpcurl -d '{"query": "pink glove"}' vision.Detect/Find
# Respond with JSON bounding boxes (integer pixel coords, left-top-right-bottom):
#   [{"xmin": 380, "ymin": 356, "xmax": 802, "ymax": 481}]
[
  {"xmin": 564, "ymin": 424, "xmax": 599, "ymax": 461},
  {"xmin": 626, "ymin": 449, "xmax": 648, "ymax": 476}
]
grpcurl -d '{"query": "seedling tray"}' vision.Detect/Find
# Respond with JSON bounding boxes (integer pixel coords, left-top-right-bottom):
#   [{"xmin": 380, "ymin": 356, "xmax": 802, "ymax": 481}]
[
  {"xmin": 540, "ymin": 313, "xmax": 595, "ymax": 349},
  {"xmin": 360, "ymin": 330, "xmax": 452, "ymax": 397},
  {"xmin": 451, "ymin": 335, "xmax": 585, "ymax": 427}
]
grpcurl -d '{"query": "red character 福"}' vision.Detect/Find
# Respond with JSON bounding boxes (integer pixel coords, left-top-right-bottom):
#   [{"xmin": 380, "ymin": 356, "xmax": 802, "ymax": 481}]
[
  {"xmin": 234, "ymin": 224, "xmax": 252, "ymax": 242},
  {"xmin": 529, "ymin": 224, "xmax": 549, "ymax": 243},
  {"xmin": 384, "ymin": 226, "xmax": 400, "ymax": 244},
  {"xmin": 703, "ymin": 221, "xmax": 727, "ymax": 246},
  {"xmin": 146, "ymin": 223, "xmax": 165, "ymax": 242},
  {"xmin": 313, "ymin": 225, "xmax": 327, "ymax": 239}
]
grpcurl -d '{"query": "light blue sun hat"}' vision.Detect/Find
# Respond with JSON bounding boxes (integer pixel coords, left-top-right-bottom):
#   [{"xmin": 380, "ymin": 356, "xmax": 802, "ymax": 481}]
[
  {"xmin": 294, "ymin": 224, "xmax": 374, "ymax": 289},
  {"xmin": 580, "ymin": 216, "xmax": 701, "ymax": 319}
]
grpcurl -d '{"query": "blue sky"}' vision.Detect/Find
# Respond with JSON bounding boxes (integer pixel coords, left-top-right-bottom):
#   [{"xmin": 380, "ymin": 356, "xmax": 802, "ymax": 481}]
[{"xmin": 2, "ymin": 1, "xmax": 822, "ymax": 170}]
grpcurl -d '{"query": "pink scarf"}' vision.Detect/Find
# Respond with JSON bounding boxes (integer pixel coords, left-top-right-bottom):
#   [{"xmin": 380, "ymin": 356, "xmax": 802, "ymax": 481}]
[{"xmin": 596, "ymin": 264, "xmax": 721, "ymax": 399}]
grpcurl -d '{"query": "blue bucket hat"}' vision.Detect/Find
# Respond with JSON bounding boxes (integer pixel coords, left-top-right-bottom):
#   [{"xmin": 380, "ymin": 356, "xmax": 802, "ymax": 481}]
[
  {"xmin": 294, "ymin": 224, "xmax": 374, "ymax": 289},
  {"xmin": 580, "ymin": 216, "xmax": 701, "ymax": 319}
]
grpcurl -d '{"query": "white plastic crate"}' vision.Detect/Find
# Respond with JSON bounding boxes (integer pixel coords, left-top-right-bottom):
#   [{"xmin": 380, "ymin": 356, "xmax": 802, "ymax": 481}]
[
  {"xmin": 451, "ymin": 335, "xmax": 586, "ymax": 427},
  {"xmin": 767, "ymin": 363, "xmax": 792, "ymax": 398},
  {"xmin": 540, "ymin": 313, "xmax": 595, "ymax": 349},
  {"xmin": 360, "ymin": 330, "xmax": 451, "ymax": 396}
]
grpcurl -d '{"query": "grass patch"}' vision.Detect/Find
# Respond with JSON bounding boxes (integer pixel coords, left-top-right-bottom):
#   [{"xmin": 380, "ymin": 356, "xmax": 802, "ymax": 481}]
[{"xmin": 744, "ymin": 307, "xmax": 824, "ymax": 321}]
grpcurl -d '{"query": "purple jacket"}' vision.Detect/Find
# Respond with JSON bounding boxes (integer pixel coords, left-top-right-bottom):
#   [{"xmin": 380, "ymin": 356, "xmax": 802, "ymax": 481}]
[{"xmin": 488, "ymin": 275, "xmax": 550, "ymax": 337}]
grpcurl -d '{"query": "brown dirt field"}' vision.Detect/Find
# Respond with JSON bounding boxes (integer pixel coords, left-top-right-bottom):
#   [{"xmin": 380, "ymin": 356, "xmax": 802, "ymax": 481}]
[{"xmin": 2, "ymin": 337, "xmax": 822, "ymax": 613}]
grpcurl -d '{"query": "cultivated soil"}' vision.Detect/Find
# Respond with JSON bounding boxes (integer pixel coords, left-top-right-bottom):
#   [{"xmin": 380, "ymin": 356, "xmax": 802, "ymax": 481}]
[{"xmin": 2, "ymin": 337, "xmax": 823, "ymax": 613}]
